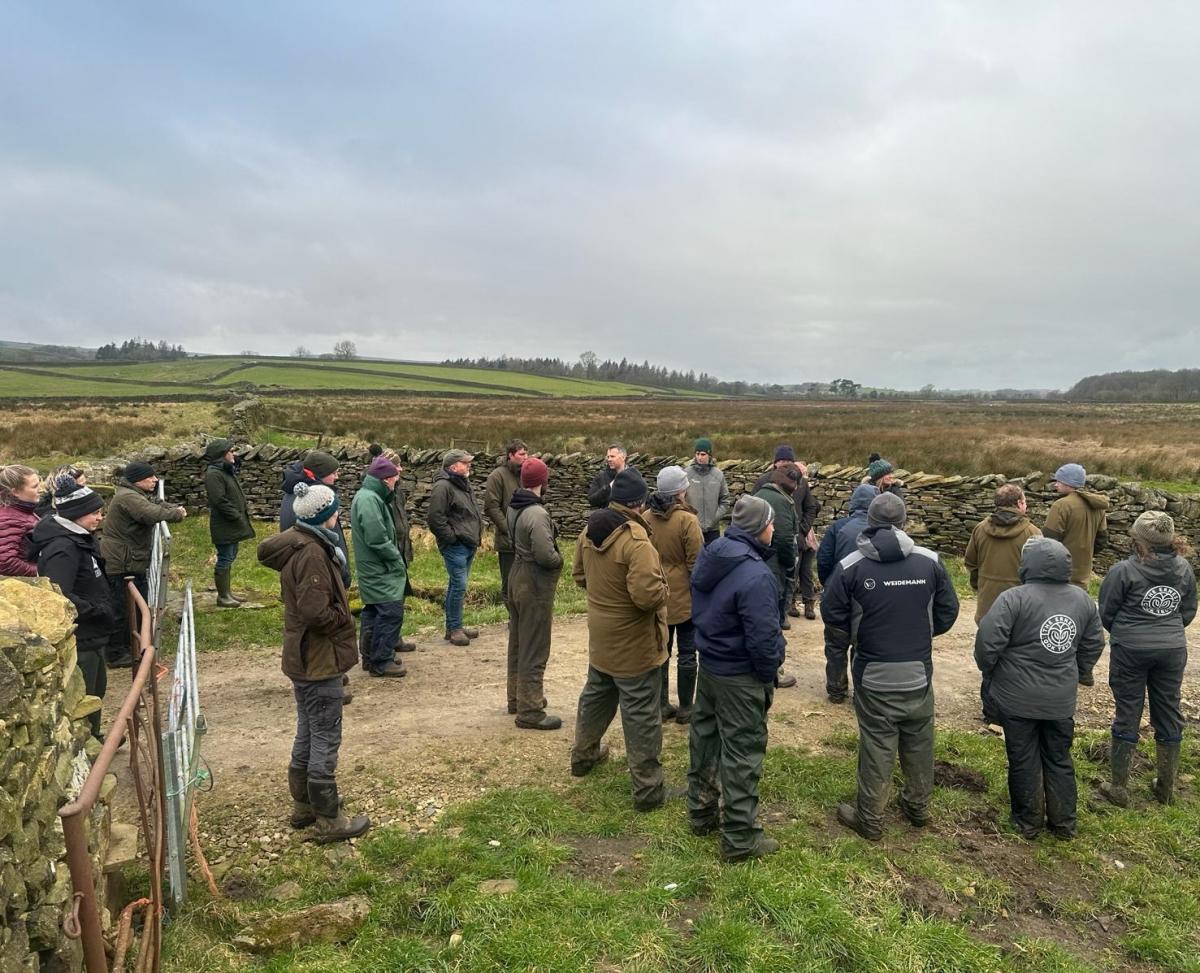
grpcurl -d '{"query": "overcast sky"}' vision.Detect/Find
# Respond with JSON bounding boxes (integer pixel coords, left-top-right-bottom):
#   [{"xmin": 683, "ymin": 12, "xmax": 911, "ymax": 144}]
[{"xmin": 2, "ymin": 3, "xmax": 1197, "ymax": 389}]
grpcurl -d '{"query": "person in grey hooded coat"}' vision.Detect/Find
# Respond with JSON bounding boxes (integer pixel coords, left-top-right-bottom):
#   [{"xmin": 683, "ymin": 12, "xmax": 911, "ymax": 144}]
[
  {"xmin": 1097, "ymin": 511, "xmax": 1196, "ymax": 807},
  {"xmin": 974, "ymin": 538, "xmax": 1104, "ymax": 839}
]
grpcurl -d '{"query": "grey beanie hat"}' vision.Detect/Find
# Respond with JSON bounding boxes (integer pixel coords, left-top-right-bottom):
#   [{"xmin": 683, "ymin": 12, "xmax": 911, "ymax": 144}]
[
  {"xmin": 1054, "ymin": 463, "xmax": 1086, "ymax": 489},
  {"xmin": 731, "ymin": 495, "xmax": 774, "ymax": 534},
  {"xmin": 654, "ymin": 465, "xmax": 689, "ymax": 496},
  {"xmin": 1131, "ymin": 510, "xmax": 1175, "ymax": 549},
  {"xmin": 867, "ymin": 492, "xmax": 907, "ymax": 528},
  {"xmin": 292, "ymin": 482, "xmax": 339, "ymax": 526}
]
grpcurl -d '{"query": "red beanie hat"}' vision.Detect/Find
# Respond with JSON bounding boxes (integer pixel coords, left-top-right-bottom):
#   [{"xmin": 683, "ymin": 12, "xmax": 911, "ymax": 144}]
[{"xmin": 520, "ymin": 457, "xmax": 549, "ymax": 489}]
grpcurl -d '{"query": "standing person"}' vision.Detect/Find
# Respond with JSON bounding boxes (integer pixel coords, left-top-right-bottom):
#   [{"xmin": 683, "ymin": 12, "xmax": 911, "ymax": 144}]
[
  {"xmin": 750, "ymin": 445, "xmax": 797, "ymax": 493},
  {"xmin": 28, "ymin": 478, "xmax": 111, "ymax": 738},
  {"xmin": 1098, "ymin": 511, "xmax": 1197, "ymax": 807},
  {"xmin": 505, "ymin": 457, "xmax": 563, "ymax": 730},
  {"xmin": 485, "ymin": 440, "xmax": 527, "ymax": 664},
  {"xmin": 963, "ymin": 484, "xmax": 1043, "ymax": 720},
  {"xmin": 789, "ymin": 460, "xmax": 822, "ymax": 620},
  {"xmin": 349, "ymin": 455, "xmax": 408, "ymax": 678},
  {"xmin": 100, "ymin": 461, "xmax": 187, "ymax": 667},
  {"xmin": 570, "ymin": 468, "xmax": 673, "ymax": 811},
  {"xmin": 822, "ymin": 494, "xmax": 960, "ymax": 840},
  {"xmin": 863, "ymin": 459, "xmax": 905, "ymax": 499},
  {"xmin": 587, "ymin": 443, "xmax": 635, "ymax": 509},
  {"xmin": 685, "ymin": 438, "xmax": 730, "ymax": 546},
  {"xmin": 203, "ymin": 439, "xmax": 255, "ymax": 608},
  {"xmin": 279, "ymin": 451, "xmax": 349, "ymax": 579},
  {"xmin": 643, "ymin": 465, "xmax": 704, "ymax": 722},
  {"xmin": 687, "ymin": 495, "xmax": 786, "ymax": 861},
  {"xmin": 0, "ymin": 465, "xmax": 42, "ymax": 577},
  {"xmin": 258, "ymin": 483, "xmax": 370, "ymax": 843},
  {"xmin": 1043, "ymin": 464, "xmax": 1109, "ymax": 588},
  {"xmin": 373, "ymin": 446, "xmax": 417, "ymax": 654},
  {"xmin": 427, "ymin": 449, "xmax": 483, "ymax": 646},
  {"xmin": 753, "ymin": 466, "xmax": 797, "ymax": 629},
  {"xmin": 974, "ymin": 539, "xmax": 1105, "ymax": 838},
  {"xmin": 816, "ymin": 484, "xmax": 878, "ymax": 703}
]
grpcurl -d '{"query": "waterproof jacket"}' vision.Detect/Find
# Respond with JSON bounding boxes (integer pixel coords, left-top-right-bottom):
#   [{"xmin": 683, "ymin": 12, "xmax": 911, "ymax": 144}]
[
  {"xmin": 974, "ymin": 538, "xmax": 1105, "ymax": 720},
  {"xmin": 427, "ymin": 470, "xmax": 482, "ymax": 549},
  {"xmin": 204, "ymin": 460, "xmax": 254, "ymax": 546},
  {"xmin": 1098, "ymin": 550, "xmax": 1197, "ymax": 652},
  {"xmin": 507, "ymin": 490, "xmax": 563, "ymax": 574},
  {"xmin": 484, "ymin": 460, "xmax": 523, "ymax": 553},
  {"xmin": 821, "ymin": 526, "xmax": 959, "ymax": 692},
  {"xmin": 572, "ymin": 503, "xmax": 669, "ymax": 677},
  {"xmin": 753, "ymin": 483, "xmax": 797, "ymax": 577},
  {"xmin": 0, "ymin": 502, "xmax": 40, "ymax": 577},
  {"xmin": 1043, "ymin": 489, "xmax": 1109, "ymax": 584},
  {"xmin": 749, "ymin": 471, "xmax": 819, "ymax": 533},
  {"xmin": 29, "ymin": 516, "xmax": 113, "ymax": 654},
  {"xmin": 962, "ymin": 508, "xmax": 1042, "ymax": 622},
  {"xmin": 100, "ymin": 480, "xmax": 186, "ymax": 577},
  {"xmin": 643, "ymin": 495, "xmax": 704, "ymax": 624},
  {"xmin": 690, "ymin": 525, "xmax": 786, "ymax": 684},
  {"xmin": 684, "ymin": 461, "xmax": 730, "ymax": 533},
  {"xmin": 350, "ymin": 475, "xmax": 407, "ymax": 604},
  {"xmin": 278, "ymin": 461, "xmax": 350, "ymax": 583},
  {"xmin": 586, "ymin": 464, "xmax": 640, "ymax": 509},
  {"xmin": 816, "ymin": 485, "xmax": 876, "ymax": 584},
  {"xmin": 258, "ymin": 526, "xmax": 358, "ymax": 682},
  {"xmin": 390, "ymin": 486, "xmax": 415, "ymax": 566}
]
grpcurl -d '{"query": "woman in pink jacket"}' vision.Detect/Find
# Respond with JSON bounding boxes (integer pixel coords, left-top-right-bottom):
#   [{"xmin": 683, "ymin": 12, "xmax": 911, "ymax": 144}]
[{"xmin": 0, "ymin": 464, "xmax": 42, "ymax": 577}]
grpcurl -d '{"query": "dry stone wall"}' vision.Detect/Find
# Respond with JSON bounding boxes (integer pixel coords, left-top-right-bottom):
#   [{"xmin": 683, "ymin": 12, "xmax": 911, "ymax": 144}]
[
  {"xmin": 125, "ymin": 443, "xmax": 1200, "ymax": 573},
  {"xmin": 0, "ymin": 578, "xmax": 111, "ymax": 973}
]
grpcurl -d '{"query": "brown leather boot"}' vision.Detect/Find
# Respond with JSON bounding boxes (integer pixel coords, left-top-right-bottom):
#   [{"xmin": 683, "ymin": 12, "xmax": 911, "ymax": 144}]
[
  {"xmin": 445, "ymin": 629, "xmax": 471, "ymax": 647},
  {"xmin": 803, "ymin": 599, "xmax": 817, "ymax": 620}
]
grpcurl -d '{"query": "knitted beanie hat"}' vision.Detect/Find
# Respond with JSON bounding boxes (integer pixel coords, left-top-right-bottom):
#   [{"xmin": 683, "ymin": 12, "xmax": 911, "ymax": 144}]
[
  {"xmin": 1053, "ymin": 463, "xmax": 1086, "ymax": 489},
  {"xmin": 520, "ymin": 457, "xmax": 550, "ymax": 489},
  {"xmin": 123, "ymin": 460, "xmax": 156, "ymax": 483},
  {"xmin": 54, "ymin": 477, "xmax": 104, "ymax": 520},
  {"xmin": 866, "ymin": 458, "xmax": 894, "ymax": 482},
  {"xmin": 694, "ymin": 437, "xmax": 713, "ymax": 454},
  {"xmin": 867, "ymin": 492, "xmax": 907, "ymax": 528},
  {"xmin": 610, "ymin": 468, "xmax": 649, "ymax": 506},
  {"xmin": 654, "ymin": 465, "xmax": 689, "ymax": 496},
  {"xmin": 731, "ymin": 495, "xmax": 774, "ymax": 534},
  {"xmin": 366, "ymin": 455, "xmax": 399, "ymax": 479},
  {"xmin": 773, "ymin": 444, "xmax": 795, "ymax": 463},
  {"xmin": 303, "ymin": 450, "xmax": 339, "ymax": 480},
  {"xmin": 1131, "ymin": 510, "xmax": 1175, "ymax": 549},
  {"xmin": 292, "ymin": 482, "xmax": 339, "ymax": 526}
]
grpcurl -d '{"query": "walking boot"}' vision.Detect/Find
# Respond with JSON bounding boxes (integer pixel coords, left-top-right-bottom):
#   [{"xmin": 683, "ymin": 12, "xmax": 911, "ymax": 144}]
[
  {"xmin": 445, "ymin": 629, "xmax": 471, "ymax": 647},
  {"xmin": 660, "ymin": 660, "xmax": 677, "ymax": 721},
  {"xmin": 787, "ymin": 600, "xmax": 801, "ymax": 618},
  {"xmin": 571, "ymin": 742, "xmax": 611, "ymax": 777},
  {"xmin": 307, "ymin": 780, "xmax": 370, "ymax": 843},
  {"xmin": 776, "ymin": 669, "xmax": 797, "ymax": 689},
  {"xmin": 675, "ymin": 664, "xmax": 697, "ymax": 725},
  {"xmin": 836, "ymin": 803, "xmax": 881, "ymax": 841},
  {"xmin": 781, "ymin": 615, "xmax": 791, "ymax": 630},
  {"xmin": 396, "ymin": 636, "xmax": 417, "ymax": 653},
  {"xmin": 803, "ymin": 599, "xmax": 817, "ymax": 620},
  {"xmin": 1098, "ymin": 738, "xmax": 1136, "ymax": 808},
  {"xmin": 515, "ymin": 713, "xmax": 563, "ymax": 731},
  {"xmin": 462, "ymin": 626, "xmax": 480, "ymax": 639},
  {"xmin": 214, "ymin": 567, "xmax": 241, "ymax": 608},
  {"xmin": 288, "ymin": 767, "xmax": 315, "ymax": 828},
  {"xmin": 369, "ymin": 660, "xmax": 406, "ymax": 678},
  {"xmin": 722, "ymin": 834, "xmax": 781, "ymax": 862},
  {"xmin": 1153, "ymin": 741, "xmax": 1181, "ymax": 805}
]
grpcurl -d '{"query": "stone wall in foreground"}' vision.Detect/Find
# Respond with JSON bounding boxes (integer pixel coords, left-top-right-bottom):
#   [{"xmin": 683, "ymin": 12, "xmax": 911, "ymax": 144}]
[{"xmin": 119, "ymin": 443, "xmax": 1200, "ymax": 572}]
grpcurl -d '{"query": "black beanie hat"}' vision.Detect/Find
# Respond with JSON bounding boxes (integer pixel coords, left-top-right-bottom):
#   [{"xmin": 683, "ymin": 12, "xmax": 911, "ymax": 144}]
[
  {"xmin": 54, "ymin": 477, "xmax": 104, "ymax": 520},
  {"xmin": 610, "ymin": 467, "xmax": 648, "ymax": 506},
  {"xmin": 123, "ymin": 460, "xmax": 156, "ymax": 483}
]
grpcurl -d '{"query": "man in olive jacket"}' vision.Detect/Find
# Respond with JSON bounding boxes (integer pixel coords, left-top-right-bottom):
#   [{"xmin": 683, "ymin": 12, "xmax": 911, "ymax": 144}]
[
  {"xmin": 350, "ymin": 456, "xmax": 407, "ymax": 678},
  {"xmin": 101, "ymin": 460, "xmax": 186, "ymax": 667},
  {"xmin": 1043, "ymin": 463, "xmax": 1109, "ymax": 587},
  {"xmin": 428, "ymin": 449, "xmax": 484, "ymax": 645},
  {"xmin": 484, "ymin": 439, "xmax": 527, "ymax": 602},
  {"xmin": 975, "ymin": 538, "xmax": 1104, "ymax": 838},
  {"xmin": 753, "ymin": 466, "xmax": 798, "ymax": 627},
  {"xmin": 203, "ymin": 439, "xmax": 255, "ymax": 607},
  {"xmin": 506, "ymin": 457, "xmax": 563, "ymax": 730},
  {"xmin": 259, "ymin": 482, "xmax": 370, "ymax": 843},
  {"xmin": 570, "ymin": 467, "xmax": 673, "ymax": 811}
]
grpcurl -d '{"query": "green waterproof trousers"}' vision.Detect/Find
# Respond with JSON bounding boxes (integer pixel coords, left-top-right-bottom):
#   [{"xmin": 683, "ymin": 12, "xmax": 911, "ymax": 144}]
[{"xmin": 852, "ymin": 683, "xmax": 935, "ymax": 837}]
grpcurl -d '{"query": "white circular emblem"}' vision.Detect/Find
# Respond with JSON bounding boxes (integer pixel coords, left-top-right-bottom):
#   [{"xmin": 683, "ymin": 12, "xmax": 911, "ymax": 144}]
[
  {"xmin": 864, "ymin": 578, "xmax": 876, "ymax": 590},
  {"xmin": 1039, "ymin": 614, "xmax": 1077, "ymax": 654},
  {"xmin": 1141, "ymin": 586, "xmax": 1181, "ymax": 617}
]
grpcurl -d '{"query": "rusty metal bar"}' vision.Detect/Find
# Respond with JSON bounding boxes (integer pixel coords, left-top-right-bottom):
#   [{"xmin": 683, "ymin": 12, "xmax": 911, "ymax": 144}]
[{"xmin": 60, "ymin": 581, "xmax": 163, "ymax": 973}]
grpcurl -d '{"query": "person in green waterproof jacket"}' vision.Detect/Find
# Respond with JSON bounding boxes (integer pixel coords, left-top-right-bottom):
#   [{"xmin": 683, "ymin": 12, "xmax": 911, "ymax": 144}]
[
  {"xmin": 350, "ymin": 455, "xmax": 408, "ymax": 678},
  {"xmin": 203, "ymin": 438, "xmax": 255, "ymax": 607}
]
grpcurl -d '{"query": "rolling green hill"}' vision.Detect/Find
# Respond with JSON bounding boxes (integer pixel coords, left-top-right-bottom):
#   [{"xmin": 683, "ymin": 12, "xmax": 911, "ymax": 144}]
[{"xmin": 0, "ymin": 355, "xmax": 713, "ymax": 399}]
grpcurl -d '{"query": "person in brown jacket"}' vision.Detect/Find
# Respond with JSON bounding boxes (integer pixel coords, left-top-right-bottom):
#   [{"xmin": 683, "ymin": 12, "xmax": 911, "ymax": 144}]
[
  {"xmin": 1043, "ymin": 463, "xmax": 1109, "ymax": 588},
  {"xmin": 643, "ymin": 465, "xmax": 704, "ymax": 723},
  {"xmin": 964, "ymin": 485, "xmax": 1042, "ymax": 623},
  {"xmin": 258, "ymin": 483, "xmax": 370, "ymax": 844},
  {"xmin": 570, "ymin": 467, "xmax": 674, "ymax": 811},
  {"xmin": 485, "ymin": 439, "xmax": 527, "ymax": 658}
]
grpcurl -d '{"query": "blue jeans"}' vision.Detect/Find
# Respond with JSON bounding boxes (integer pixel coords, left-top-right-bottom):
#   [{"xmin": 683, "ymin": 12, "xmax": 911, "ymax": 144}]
[
  {"xmin": 361, "ymin": 601, "xmax": 404, "ymax": 672},
  {"xmin": 440, "ymin": 542, "xmax": 476, "ymax": 633},
  {"xmin": 215, "ymin": 542, "xmax": 239, "ymax": 569}
]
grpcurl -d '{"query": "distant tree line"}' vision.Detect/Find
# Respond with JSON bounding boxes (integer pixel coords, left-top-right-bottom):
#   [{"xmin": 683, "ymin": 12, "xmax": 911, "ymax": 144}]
[
  {"xmin": 95, "ymin": 337, "xmax": 188, "ymax": 361},
  {"xmin": 1066, "ymin": 368, "xmax": 1200, "ymax": 402}
]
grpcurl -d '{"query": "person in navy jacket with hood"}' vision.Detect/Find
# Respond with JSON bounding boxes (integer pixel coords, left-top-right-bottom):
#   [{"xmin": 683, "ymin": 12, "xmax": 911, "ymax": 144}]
[{"xmin": 687, "ymin": 495, "xmax": 786, "ymax": 862}]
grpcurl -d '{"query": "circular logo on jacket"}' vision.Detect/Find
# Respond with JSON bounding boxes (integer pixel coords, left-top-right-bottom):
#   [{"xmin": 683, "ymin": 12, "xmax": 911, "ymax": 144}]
[
  {"xmin": 864, "ymin": 578, "xmax": 876, "ymax": 590},
  {"xmin": 1039, "ymin": 614, "xmax": 1077, "ymax": 654},
  {"xmin": 1141, "ymin": 586, "xmax": 1181, "ymax": 617}
]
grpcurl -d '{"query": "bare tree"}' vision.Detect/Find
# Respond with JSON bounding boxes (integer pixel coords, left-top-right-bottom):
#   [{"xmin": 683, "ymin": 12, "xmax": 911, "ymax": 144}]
[
  {"xmin": 332, "ymin": 340, "xmax": 358, "ymax": 360},
  {"xmin": 293, "ymin": 345, "xmax": 313, "ymax": 358}
]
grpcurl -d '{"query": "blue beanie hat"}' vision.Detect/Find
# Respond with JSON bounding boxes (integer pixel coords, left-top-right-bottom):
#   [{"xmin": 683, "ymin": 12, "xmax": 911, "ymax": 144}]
[{"xmin": 1053, "ymin": 463, "xmax": 1086, "ymax": 489}]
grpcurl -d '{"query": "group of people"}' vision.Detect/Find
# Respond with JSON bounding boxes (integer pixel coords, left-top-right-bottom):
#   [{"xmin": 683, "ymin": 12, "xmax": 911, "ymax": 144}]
[{"xmin": 1, "ymin": 437, "xmax": 1193, "ymax": 856}]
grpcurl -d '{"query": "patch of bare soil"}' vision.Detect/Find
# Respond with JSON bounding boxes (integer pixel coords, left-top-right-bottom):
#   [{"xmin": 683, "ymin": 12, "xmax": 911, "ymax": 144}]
[{"xmin": 560, "ymin": 835, "xmax": 648, "ymax": 886}]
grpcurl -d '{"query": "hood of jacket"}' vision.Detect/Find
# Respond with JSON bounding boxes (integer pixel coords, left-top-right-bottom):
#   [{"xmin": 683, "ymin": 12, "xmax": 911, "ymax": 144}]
[
  {"xmin": 847, "ymin": 484, "xmax": 877, "ymax": 514},
  {"xmin": 1076, "ymin": 489, "xmax": 1110, "ymax": 511},
  {"xmin": 689, "ymin": 460, "xmax": 714, "ymax": 475},
  {"xmin": 690, "ymin": 526, "xmax": 770, "ymax": 594},
  {"xmin": 1128, "ymin": 548, "xmax": 1191, "ymax": 585},
  {"xmin": 432, "ymin": 468, "xmax": 472, "ymax": 492},
  {"xmin": 585, "ymin": 507, "xmax": 630, "ymax": 549},
  {"xmin": 256, "ymin": 527, "xmax": 328, "ymax": 572},
  {"xmin": 1017, "ymin": 537, "xmax": 1072, "ymax": 584},
  {"xmin": 857, "ymin": 525, "xmax": 915, "ymax": 563},
  {"xmin": 281, "ymin": 459, "xmax": 310, "ymax": 493},
  {"xmin": 984, "ymin": 507, "xmax": 1033, "ymax": 537},
  {"xmin": 508, "ymin": 488, "xmax": 542, "ymax": 514},
  {"xmin": 646, "ymin": 493, "xmax": 696, "ymax": 518},
  {"xmin": 27, "ymin": 514, "xmax": 92, "ymax": 557}
]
